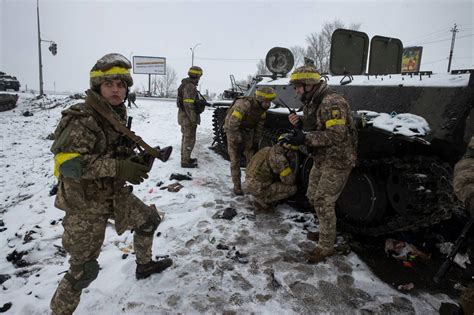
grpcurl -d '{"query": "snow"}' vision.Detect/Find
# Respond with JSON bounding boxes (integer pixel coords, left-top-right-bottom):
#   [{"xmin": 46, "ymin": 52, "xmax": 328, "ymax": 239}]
[
  {"xmin": 258, "ymin": 72, "xmax": 471, "ymax": 87},
  {"xmin": 360, "ymin": 111, "xmax": 431, "ymax": 137},
  {"xmin": 0, "ymin": 94, "xmax": 453, "ymax": 314}
]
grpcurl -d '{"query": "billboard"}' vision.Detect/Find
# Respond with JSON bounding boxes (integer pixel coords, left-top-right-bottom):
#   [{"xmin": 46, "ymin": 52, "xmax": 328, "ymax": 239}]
[
  {"xmin": 401, "ymin": 46, "xmax": 423, "ymax": 73},
  {"xmin": 133, "ymin": 56, "xmax": 166, "ymax": 75}
]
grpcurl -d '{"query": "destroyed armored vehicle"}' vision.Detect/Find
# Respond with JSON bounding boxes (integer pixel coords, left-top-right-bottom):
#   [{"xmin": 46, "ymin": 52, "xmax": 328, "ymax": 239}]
[
  {"xmin": 211, "ymin": 29, "xmax": 474, "ymax": 236},
  {"xmin": 0, "ymin": 71, "xmax": 21, "ymax": 91}
]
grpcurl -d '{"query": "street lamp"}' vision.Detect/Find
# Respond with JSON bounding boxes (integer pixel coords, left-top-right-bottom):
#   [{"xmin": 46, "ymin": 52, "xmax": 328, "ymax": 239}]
[{"xmin": 190, "ymin": 43, "xmax": 202, "ymax": 66}]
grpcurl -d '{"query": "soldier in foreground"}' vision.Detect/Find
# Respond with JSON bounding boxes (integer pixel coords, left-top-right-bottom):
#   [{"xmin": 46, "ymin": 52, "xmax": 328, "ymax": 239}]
[
  {"xmin": 452, "ymin": 136, "xmax": 474, "ymax": 315},
  {"xmin": 49, "ymin": 53, "xmax": 172, "ymax": 314},
  {"xmin": 283, "ymin": 66, "xmax": 357, "ymax": 264},
  {"xmin": 223, "ymin": 86, "xmax": 276, "ymax": 195},
  {"xmin": 177, "ymin": 66, "xmax": 206, "ymax": 168},
  {"xmin": 244, "ymin": 136, "xmax": 298, "ymax": 211}
]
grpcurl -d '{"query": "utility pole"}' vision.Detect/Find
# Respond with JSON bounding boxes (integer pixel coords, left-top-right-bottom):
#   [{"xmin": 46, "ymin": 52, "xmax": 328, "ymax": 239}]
[
  {"xmin": 447, "ymin": 23, "xmax": 459, "ymax": 73},
  {"xmin": 37, "ymin": 0, "xmax": 44, "ymax": 96},
  {"xmin": 190, "ymin": 43, "xmax": 201, "ymax": 66}
]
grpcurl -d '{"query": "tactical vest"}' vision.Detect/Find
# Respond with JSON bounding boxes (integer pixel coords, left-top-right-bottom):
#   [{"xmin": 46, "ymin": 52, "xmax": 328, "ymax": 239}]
[
  {"xmin": 246, "ymin": 147, "xmax": 277, "ymax": 183},
  {"xmin": 177, "ymin": 78, "xmax": 195, "ymax": 109},
  {"xmin": 302, "ymin": 88, "xmax": 336, "ymax": 132},
  {"xmin": 237, "ymin": 97, "xmax": 265, "ymax": 130}
]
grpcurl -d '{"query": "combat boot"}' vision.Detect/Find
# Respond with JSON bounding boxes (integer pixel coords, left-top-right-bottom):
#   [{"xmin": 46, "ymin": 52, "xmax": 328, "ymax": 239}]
[
  {"xmin": 307, "ymin": 247, "xmax": 334, "ymax": 264},
  {"xmin": 253, "ymin": 199, "xmax": 274, "ymax": 211},
  {"xmin": 181, "ymin": 160, "xmax": 198, "ymax": 168},
  {"xmin": 189, "ymin": 158, "xmax": 198, "ymax": 164},
  {"xmin": 306, "ymin": 231, "xmax": 319, "ymax": 242},
  {"xmin": 233, "ymin": 184, "xmax": 243, "ymax": 196},
  {"xmin": 136, "ymin": 258, "xmax": 173, "ymax": 280}
]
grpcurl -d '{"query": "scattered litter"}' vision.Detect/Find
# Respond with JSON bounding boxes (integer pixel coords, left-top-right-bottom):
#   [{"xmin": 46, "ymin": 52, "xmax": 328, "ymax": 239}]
[
  {"xmin": 22, "ymin": 111, "xmax": 33, "ymax": 117},
  {"xmin": 208, "ymin": 236, "xmax": 216, "ymax": 244},
  {"xmin": 397, "ymin": 283, "xmax": 415, "ymax": 291},
  {"xmin": 159, "ymin": 182, "xmax": 184, "ymax": 192},
  {"xmin": 0, "ymin": 302, "xmax": 12, "ymax": 313},
  {"xmin": 221, "ymin": 207, "xmax": 237, "ymax": 220},
  {"xmin": 186, "ymin": 193, "xmax": 195, "ymax": 199},
  {"xmin": 122, "ymin": 254, "xmax": 128, "ymax": 260},
  {"xmin": 148, "ymin": 188, "xmax": 154, "ymax": 193},
  {"xmin": 23, "ymin": 230, "xmax": 37, "ymax": 244},
  {"xmin": 216, "ymin": 243, "xmax": 230, "ymax": 250},
  {"xmin": 385, "ymin": 238, "xmax": 431, "ymax": 260},
  {"xmin": 6, "ymin": 250, "xmax": 29, "ymax": 268},
  {"xmin": 226, "ymin": 247, "xmax": 249, "ymax": 264},
  {"xmin": 155, "ymin": 181, "xmax": 164, "ymax": 187},
  {"xmin": 169, "ymin": 173, "xmax": 193, "ymax": 181},
  {"xmin": 0, "ymin": 274, "xmax": 11, "ymax": 285},
  {"xmin": 437, "ymin": 242, "xmax": 472, "ymax": 269}
]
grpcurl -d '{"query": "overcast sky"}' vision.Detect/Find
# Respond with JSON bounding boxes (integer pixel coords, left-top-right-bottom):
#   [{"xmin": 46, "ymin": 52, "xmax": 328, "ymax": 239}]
[{"xmin": 1, "ymin": 0, "xmax": 472, "ymax": 95}]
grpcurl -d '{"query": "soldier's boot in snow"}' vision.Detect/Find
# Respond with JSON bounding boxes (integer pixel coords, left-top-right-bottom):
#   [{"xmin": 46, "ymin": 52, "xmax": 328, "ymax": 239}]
[
  {"xmin": 136, "ymin": 258, "xmax": 173, "ymax": 280},
  {"xmin": 232, "ymin": 180, "xmax": 243, "ymax": 196},
  {"xmin": 306, "ymin": 231, "xmax": 319, "ymax": 242},
  {"xmin": 253, "ymin": 198, "xmax": 274, "ymax": 211},
  {"xmin": 189, "ymin": 158, "xmax": 198, "ymax": 164},
  {"xmin": 181, "ymin": 160, "xmax": 198, "ymax": 168},
  {"xmin": 307, "ymin": 247, "xmax": 334, "ymax": 264}
]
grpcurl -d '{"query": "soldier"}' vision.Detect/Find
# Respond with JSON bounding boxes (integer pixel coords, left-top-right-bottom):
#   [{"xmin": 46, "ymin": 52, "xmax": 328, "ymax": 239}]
[
  {"xmin": 177, "ymin": 66, "xmax": 206, "ymax": 168},
  {"xmin": 283, "ymin": 66, "xmax": 358, "ymax": 264},
  {"xmin": 127, "ymin": 91, "xmax": 137, "ymax": 108},
  {"xmin": 244, "ymin": 137, "xmax": 298, "ymax": 211},
  {"xmin": 49, "ymin": 53, "xmax": 173, "ymax": 315},
  {"xmin": 223, "ymin": 86, "xmax": 276, "ymax": 195},
  {"xmin": 453, "ymin": 136, "xmax": 474, "ymax": 315}
]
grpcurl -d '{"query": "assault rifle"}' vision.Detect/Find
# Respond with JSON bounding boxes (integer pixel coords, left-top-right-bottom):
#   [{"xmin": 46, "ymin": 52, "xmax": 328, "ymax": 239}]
[
  {"xmin": 196, "ymin": 90, "xmax": 211, "ymax": 114},
  {"xmin": 433, "ymin": 218, "xmax": 473, "ymax": 283},
  {"xmin": 87, "ymin": 94, "xmax": 172, "ymax": 170}
]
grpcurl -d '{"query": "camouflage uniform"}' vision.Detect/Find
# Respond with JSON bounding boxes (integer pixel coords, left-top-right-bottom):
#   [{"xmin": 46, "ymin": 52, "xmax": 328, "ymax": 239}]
[
  {"xmin": 294, "ymin": 69, "xmax": 358, "ymax": 257},
  {"xmin": 245, "ymin": 144, "xmax": 297, "ymax": 207},
  {"xmin": 50, "ymin": 54, "xmax": 170, "ymax": 315},
  {"xmin": 453, "ymin": 136, "xmax": 474, "ymax": 315},
  {"xmin": 127, "ymin": 91, "xmax": 137, "ymax": 108},
  {"xmin": 177, "ymin": 66, "xmax": 203, "ymax": 167},
  {"xmin": 224, "ymin": 86, "xmax": 277, "ymax": 194}
]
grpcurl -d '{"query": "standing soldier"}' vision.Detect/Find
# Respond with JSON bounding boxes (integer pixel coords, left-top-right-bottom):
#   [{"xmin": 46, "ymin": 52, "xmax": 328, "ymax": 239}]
[
  {"xmin": 127, "ymin": 91, "xmax": 137, "ymax": 108},
  {"xmin": 223, "ymin": 86, "xmax": 276, "ymax": 195},
  {"xmin": 245, "ymin": 137, "xmax": 298, "ymax": 210},
  {"xmin": 283, "ymin": 66, "xmax": 358, "ymax": 264},
  {"xmin": 453, "ymin": 136, "xmax": 474, "ymax": 315},
  {"xmin": 49, "ymin": 53, "xmax": 173, "ymax": 315},
  {"xmin": 177, "ymin": 66, "xmax": 206, "ymax": 168}
]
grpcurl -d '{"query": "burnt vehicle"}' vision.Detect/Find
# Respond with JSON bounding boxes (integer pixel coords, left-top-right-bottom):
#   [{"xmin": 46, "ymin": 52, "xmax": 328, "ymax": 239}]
[
  {"xmin": 0, "ymin": 71, "xmax": 21, "ymax": 92},
  {"xmin": 211, "ymin": 30, "xmax": 474, "ymax": 236}
]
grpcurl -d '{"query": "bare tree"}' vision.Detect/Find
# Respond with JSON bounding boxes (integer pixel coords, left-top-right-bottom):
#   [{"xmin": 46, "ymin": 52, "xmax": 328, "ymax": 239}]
[
  {"xmin": 153, "ymin": 67, "xmax": 178, "ymax": 98},
  {"xmin": 306, "ymin": 19, "xmax": 361, "ymax": 73},
  {"xmin": 290, "ymin": 45, "xmax": 306, "ymax": 68},
  {"xmin": 256, "ymin": 59, "xmax": 271, "ymax": 75}
]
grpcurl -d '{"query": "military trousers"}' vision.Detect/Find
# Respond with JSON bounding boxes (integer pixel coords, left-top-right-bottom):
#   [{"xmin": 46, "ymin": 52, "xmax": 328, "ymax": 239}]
[
  {"xmin": 180, "ymin": 124, "xmax": 197, "ymax": 163},
  {"xmin": 227, "ymin": 130, "xmax": 254, "ymax": 186},
  {"xmin": 306, "ymin": 163, "xmax": 352, "ymax": 252},
  {"xmin": 246, "ymin": 178, "xmax": 297, "ymax": 204},
  {"xmin": 50, "ymin": 192, "xmax": 158, "ymax": 315}
]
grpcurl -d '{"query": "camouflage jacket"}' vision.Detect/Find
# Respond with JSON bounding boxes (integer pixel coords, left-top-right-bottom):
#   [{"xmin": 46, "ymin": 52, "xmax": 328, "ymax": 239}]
[
  {"xmin": 224, "ymin": 97, "xmax": 267, "ymax": 143},
  {"xmin": 301, "ymin": 81, "xmax": 358, "ymax": 169},
  {"xmin": 453, "ymin": 136, "xmax": 474, "ymax": 215},
  {"xmin": 177, "ymin": 77, "xmax": 201, "ymax": 126},
  {"xmin": 246, "ymin": 145, "xmax": 296, "ymax": 186},
  {"xmin": 50, "ymin": 90, "xmax": 134, "ymax": 213}
]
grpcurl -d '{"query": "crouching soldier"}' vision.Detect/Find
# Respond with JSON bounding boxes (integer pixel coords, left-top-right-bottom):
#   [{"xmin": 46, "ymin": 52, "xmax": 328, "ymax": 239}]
[
  {"xmin": 224, "ymin": 86, "xmax": 276, "ymax": 195},
  {"xmin": 245, "ymin": 137, "xmax": 298, "ymax": 211},
  {"xmin": 50, "ymin": 53, "xmax": 173, "ymax": 315}
]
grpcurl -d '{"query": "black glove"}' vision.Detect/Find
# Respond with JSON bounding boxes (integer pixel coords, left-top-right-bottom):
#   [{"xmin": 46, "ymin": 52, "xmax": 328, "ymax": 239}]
[
  {"xmin": 283, "ymin": 129, "xmax": 306, "ymax": 146},
  {"xmin": 117, "ymin": 158, "xmax": 149, "ymax": 185}
]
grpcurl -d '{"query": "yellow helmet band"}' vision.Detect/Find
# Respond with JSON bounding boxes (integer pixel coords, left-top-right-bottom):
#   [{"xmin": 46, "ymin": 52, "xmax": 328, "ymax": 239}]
[
  {"xmin": 290, "ymin": 72, "xmax": 321, "ymax": 81},
  {"xmin": 255, "ymin": 90, "xmax": 276, "ymax": 100},
  {"xmin": 90, "ymin": 66, "xmax": 130, "ymax": 78}
]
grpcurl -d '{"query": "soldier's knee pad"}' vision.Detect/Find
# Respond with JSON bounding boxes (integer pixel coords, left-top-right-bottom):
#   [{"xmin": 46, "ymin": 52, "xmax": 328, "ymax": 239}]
[
  {"xmin": 65, "ymin": 260, "xmax": 100, "ymax": 291},
  {"xmin": 135, "ymin": 211, "xmax": 161, "ymax": 236}
]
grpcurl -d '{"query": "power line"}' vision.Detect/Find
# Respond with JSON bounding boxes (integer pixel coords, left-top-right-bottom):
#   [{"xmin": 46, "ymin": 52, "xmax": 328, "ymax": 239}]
[{"xmin": 196, "ymin": 57, "xmax": 259, "ymax": 61}]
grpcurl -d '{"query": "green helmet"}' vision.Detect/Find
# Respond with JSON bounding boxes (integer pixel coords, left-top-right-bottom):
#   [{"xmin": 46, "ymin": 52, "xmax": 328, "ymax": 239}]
[
  {"xmin": 277, "ymin": 133, "xmax": 300, "ymax": 151},
  {"xmin": 289, "ymin": 65, "xmax": 321, "ymax": 85},
  {"xmin": 255, "ymin": 86, "xmax": 276, "ymax": 102},
  {"xmin": 90, "ymin": 53, "xmax": 133, "ymax": 90},
  {"xmin": 188, "ymin": 66, "xmax": 203, "ymax": 78}
]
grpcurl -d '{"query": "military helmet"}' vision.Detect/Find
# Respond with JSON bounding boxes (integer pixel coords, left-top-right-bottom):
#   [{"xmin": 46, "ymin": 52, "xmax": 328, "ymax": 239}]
[
  {"xmin": 277, "ymin": 133, "xmax": 300, "ymax": 151},
  {"xmin": 188, "ymin": 66, "xmax": 203, "ymax": 78},
  {"xmin": 289, "ymin": 65, "xmax": 321, "ymax": 85},
  {"xmin": 90, "ymin": 53, "xmax": 133, "ymax": 90},
  {"xmin": 255, "ymin": 86, "xmax": 276, "ymax": 102}
]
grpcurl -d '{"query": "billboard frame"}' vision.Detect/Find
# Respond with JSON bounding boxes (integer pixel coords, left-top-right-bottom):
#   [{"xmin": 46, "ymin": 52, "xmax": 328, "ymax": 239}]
[{"xmin": 132, "ymin": 55, "xmax": 167, "ymax": 75}]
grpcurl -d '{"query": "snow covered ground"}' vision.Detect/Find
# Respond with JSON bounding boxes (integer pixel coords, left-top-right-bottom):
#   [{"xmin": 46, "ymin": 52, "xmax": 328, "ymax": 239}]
[{"xmin": 0, "ymin": 94, "xmax": 453, "ymax": 314}]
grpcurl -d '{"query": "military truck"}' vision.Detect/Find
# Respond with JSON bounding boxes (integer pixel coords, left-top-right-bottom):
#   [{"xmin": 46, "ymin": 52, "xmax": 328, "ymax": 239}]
[
  {"xmin": 211, "ymin": 29, "xmax": 474, "ymax": 236},
  {"xmin": 0, "ymin": 71, "xmax": 21, "ymax": 91}
]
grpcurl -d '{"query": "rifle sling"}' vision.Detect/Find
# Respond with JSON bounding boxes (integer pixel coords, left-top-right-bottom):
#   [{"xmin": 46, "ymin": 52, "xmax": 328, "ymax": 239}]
[{"xmin": 88, "ymin": 99, "xmax": 161, "ymax": 159}]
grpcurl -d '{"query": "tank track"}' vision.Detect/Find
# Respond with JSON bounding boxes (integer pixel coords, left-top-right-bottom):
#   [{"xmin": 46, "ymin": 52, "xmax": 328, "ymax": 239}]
[
  {"xmin": 338, "ymin": 155, "xmax": 464, "ymax": 236},
  {"xmin": 211, "ymin": 107, "xmax": 229, "ymax": 159}
]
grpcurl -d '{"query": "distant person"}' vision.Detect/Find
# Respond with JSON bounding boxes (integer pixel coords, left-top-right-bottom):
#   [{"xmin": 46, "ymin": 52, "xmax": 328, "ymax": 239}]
[
  {"xmin": 452, "ymin": 136, "xmax": 474, "ymax": 315},
  {"xmin": 127, "ymin": 91, "xmax": 138, "ymax": 108},
  {"xmin": 177, "ymin": 66, "xmax": 206, "ymax": 168},
  {"xmin": 244, "ymin": 137, "xmax": 298, "ymax": 210},
  {"xmin": 223, "ymin": 86, "xmax": 276, "ymax": 195},
  {"xmin": 283, "ymin": 65, "xmax": 358, "ymax": 264},
  {"xmin": 49, "ymin": 53, "xmax": 172, "ymax": 314}
]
